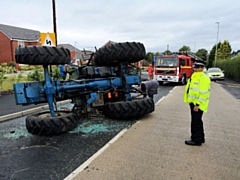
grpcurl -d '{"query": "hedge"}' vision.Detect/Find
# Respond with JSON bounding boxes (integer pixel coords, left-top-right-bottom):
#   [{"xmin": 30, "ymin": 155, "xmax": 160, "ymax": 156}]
[{"xmin": 216, "ymin": 56, "xmax": 240, "ymax": 81}]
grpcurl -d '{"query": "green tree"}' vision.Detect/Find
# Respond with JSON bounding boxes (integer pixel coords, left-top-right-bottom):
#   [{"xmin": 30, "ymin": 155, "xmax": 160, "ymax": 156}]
[
  {"xmin": 208, "ymin": 42, "xmax": 221, "ymax": 68},
  {"xmin": 196, "ymin": 48, "xmax": 208, "ymax": 61},
  {"xmin": 162, "ymin": 50, "xmax": 172, "ymax": 55},
  {"xmin": 179, "ymin": 45, "xmax": 191, "ymax": 52},
  {"xmin": 154, "ymin": 52, "xmax": 160, "ymax": 56},
  {"xmin": 217, "ymin": 40, "xmax": 231, "ymax": 60},
  {"xmin": 231, "ymin": 50, "xmax": 240, "ymax": 57},
  {"xmin": 146, "ymin": 52, "xmax": 154, "ymax": 64}
]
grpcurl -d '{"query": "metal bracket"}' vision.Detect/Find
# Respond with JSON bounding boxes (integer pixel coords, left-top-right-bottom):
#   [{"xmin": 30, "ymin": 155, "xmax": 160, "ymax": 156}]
[{"xmin": 87, "ymin": 92, "xmax": 98, "ymax": 104}]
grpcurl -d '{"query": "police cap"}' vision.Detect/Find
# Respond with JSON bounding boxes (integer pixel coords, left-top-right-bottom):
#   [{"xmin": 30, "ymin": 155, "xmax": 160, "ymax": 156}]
[{"xmin": 193, "ymin": 60, "xmax": 206, "ymax": 68}]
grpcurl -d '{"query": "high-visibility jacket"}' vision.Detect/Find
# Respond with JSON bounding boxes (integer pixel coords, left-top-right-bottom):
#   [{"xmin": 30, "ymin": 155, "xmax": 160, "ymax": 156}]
[
  {"xmin": 147, "ymin": 66, "xmax": 154, "ymax": 76},
  {"xmin": 184, "ymin": 71, "xmax": 211, "ymax": 112}
]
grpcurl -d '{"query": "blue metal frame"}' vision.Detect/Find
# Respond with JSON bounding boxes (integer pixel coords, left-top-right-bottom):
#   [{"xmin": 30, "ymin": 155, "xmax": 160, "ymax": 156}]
[
  {"xmin": 43, "ymin": 65, "xmax": 55, "ymax": 116},
  {"xmin": 13, "ymin": 63, "xmax": 141, "ymax": 117}
]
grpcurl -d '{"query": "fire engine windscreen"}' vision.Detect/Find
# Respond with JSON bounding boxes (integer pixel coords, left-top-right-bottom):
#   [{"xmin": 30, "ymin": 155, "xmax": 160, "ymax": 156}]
[{"xmin": 156, "ymin": 57, "xmax": 178, "ymax": 66}]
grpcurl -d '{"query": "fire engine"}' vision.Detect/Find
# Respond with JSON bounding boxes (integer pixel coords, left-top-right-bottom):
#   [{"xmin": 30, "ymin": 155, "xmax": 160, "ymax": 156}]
[{"xmin": 154, "ymin": 52, "xmax": 203, "ymax": 85}]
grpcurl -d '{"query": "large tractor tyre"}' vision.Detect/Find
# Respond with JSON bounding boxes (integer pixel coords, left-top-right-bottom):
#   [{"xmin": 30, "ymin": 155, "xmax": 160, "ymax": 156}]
[
  {"xmin": 15, "ymin": 46, "xmax": 71, "ymax": 65},
  {"xmin": 95, "ymin": 42, "xmax": 146, "ymax": 66},
  {"xmin": 103, "ymin": 97, "xmax": 154, "ymax": 120},
  {"xmin": 26, "ymin": 111, "xmax": 78, "ymax": 136}
]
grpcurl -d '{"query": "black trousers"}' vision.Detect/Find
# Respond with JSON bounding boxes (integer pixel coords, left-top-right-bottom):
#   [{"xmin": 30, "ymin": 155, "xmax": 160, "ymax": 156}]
[
  {"xmin": 148, "ymin": 94, "xmax": 154, "ymax": 99},
  {"xmin": 190, "ymin": 103, "xmax": 204, "ymax": 143}
]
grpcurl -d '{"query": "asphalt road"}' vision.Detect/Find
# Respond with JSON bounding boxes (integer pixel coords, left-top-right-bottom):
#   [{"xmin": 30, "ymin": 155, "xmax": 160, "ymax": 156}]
[
  {"xmin": 0, "ymin": 116, "xmax": 138, "ymax": 180},
  {"xmin": 216, "ymin": 79, "xmax": 240, "ymax": 100},
  {"xmin": 0, "ymin": 84, "xmax": 174, "ymax": 180},
  {"xmin": 0, "ymin": 94, "xmax": 47, "ymax": 116}
]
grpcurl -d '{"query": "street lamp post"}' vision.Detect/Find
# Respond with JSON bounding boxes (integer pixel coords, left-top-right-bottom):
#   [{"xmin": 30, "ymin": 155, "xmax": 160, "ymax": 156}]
[{"xmin": 214, "ymin": 22, "xmax": 219, "ymax": 67}]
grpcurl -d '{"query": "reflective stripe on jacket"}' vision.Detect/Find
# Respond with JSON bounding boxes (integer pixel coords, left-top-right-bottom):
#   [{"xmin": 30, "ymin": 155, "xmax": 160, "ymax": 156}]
[{"xmin": 184, "ymin": 72, "xmax": 211, "ymax": 112}]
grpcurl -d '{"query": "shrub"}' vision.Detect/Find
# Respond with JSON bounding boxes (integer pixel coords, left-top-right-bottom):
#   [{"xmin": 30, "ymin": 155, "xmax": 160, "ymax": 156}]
[
  {"xmin": 20, "ymin": 66, "xmax": 28, "ymax": 71},
  {"xmin": 9, "ymin": 75, "xmax": 16, "ymax": 84},
  {"xmin": 217, "ymin": 56, "xmax": 240, "ymax": 81},
  {"xmin": 29, "ymin": 66, "xmax": 36, "ymax": 70},
  {"xmin": 0, "ymin": 72, "xmax": 7, "ymax": 91},
  {"xmin": 17, "ymin": 72, "xmax": 23, "ymax": 83},
  {"xmin": 27, "ymin": 69, "xmax": 44, "ymax": 81},
  {"xmin": 1, "ymin": 62, "xmax": 7, "ymax": 67},
  {"xmin": 51, "ymin": 65, "xmax": 61, "ymax": 80},
  {"xmin": 9, "ymin": 61, "xmax": 16, "ymax": 67},
  {"xmin": 0, "ymin": 62, "xmax": 16, "ymax": 73},
  {"xmin": 35, "ymin": 65, "xmax": 43, "ymax": 70}
]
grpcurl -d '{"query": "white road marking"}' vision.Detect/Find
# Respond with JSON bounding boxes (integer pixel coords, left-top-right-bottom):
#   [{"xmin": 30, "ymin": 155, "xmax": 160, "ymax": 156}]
[
  {"xmin": 155, "ymin": 86, "xmax": 177, "ymax": 106},
  {"xmin": 64, "ymin": 128, "xmax": 128, "ymax": 180},
  {"xmin": 155, "ymin": 96, "xmax": 165, "ymax": 106}
]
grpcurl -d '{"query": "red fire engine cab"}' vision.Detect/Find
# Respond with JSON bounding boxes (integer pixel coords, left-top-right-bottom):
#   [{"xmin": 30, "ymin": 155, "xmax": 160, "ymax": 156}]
[{"xmin": 154, "ymin": 52, "xmax": 203, "ymax": 85}]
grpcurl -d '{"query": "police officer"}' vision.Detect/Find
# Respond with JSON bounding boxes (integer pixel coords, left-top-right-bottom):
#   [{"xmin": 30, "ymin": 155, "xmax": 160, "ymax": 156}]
[{"xmin": 184, "ymin": 60, "xmax": 211, "ymax": 146}]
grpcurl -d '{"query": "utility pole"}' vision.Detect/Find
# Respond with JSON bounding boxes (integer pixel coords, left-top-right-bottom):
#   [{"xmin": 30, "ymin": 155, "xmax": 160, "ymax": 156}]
[
  {"xmin": 52, "ymin": 0, "xmax": 57, "ymax": 45},
  {"xmin": 75, "ymin": 42, "xmax": 77, "ymax": 59},
  {"xmin": 214, "ymin": 22, "xmax": 219, "ymax": 67}
]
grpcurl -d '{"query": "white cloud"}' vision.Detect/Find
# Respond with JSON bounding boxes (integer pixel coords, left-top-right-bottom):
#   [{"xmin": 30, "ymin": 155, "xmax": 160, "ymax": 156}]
[{"xmin": 1, "ymin": 0, "xmax": 239, "ymax": 53}]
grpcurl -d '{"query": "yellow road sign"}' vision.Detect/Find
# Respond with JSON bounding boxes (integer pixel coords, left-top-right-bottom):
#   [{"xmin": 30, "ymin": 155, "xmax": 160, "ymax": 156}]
[{"xmin": 40, "ymin": 32, "xmax": 56, "ymax": 46}]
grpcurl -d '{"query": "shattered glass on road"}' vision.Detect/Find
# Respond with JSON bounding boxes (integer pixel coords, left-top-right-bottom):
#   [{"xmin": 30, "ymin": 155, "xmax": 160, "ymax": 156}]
[{"xmin": 0, "ymin": 115, "xmax": 136, "ymax": 180}]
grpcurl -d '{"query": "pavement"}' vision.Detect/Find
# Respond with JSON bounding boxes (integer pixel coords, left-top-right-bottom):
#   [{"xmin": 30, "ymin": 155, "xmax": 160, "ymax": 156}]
[{"xmin": 64, "ymin": 82, "xmax": 240, "ymax": 180}]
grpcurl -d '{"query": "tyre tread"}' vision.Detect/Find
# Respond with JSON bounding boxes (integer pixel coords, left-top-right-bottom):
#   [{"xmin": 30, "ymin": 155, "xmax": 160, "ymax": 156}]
[
  {"xmin": 26, "ymin": 111, "xmax": 78, "ymax": 136},
  {"xmin": 104, "ymin": 98, "xmax": 154, "ymax": 120},
  {"xmin": 95, "ymin": 42, "xmax": 146, "ymax": 66},
  {"xmin": 15, "ymin": 46, "xmax": 71, "ymax": 65}
]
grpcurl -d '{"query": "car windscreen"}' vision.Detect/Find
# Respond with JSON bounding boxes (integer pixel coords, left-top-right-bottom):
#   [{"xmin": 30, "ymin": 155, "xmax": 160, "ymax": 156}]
[
  {"xmin": 208, "ymin": 68, "xmax": 222, "ymax": 72},
  {"xmin": 156, "ymin": 57, "xmax": 178, "ymax": 66}
]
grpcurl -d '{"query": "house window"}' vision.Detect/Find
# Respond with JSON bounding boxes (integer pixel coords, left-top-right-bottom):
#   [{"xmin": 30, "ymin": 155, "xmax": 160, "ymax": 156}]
[{"xmin": 18, "ymin": 41, "xmax": 24, "ymax": 47}]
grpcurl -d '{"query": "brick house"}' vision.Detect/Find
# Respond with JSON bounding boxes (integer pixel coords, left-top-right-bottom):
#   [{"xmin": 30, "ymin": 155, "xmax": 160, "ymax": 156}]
[
  {"xmin": 0, "ymin": 24, "xmax": 92, "ymax": 70},
  {"xmin": 57, "ymin": 44, "xmax": 92, "ymax": 65},
  {"xmin": 0, "ymin": 24, "xmax": 40, "ymax": 70},
  {"xmin": 102, "ymin": 40, "xmax": 117, "ymax": 47}
]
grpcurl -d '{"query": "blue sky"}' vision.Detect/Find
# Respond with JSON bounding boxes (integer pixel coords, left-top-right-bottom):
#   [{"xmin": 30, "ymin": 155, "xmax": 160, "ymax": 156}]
[{"xmin": 1, "ymin": 0, "xmax": 239, "ymax": 53}]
